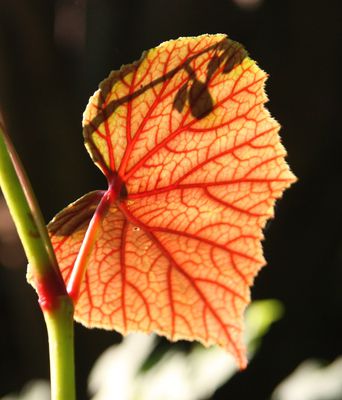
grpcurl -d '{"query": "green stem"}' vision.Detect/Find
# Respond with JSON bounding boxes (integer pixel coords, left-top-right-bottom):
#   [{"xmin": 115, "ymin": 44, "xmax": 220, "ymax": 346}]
[
  {"xmin": 0, "ymin": 121, "xmax": 76, "ymax": 400},
  {"xmin": 44, "ymin": 297, "xmax": 76, "ymax": 400},
  {"xmin": 0, "ymin": 121, "xmax": 61, "ymax": 282}
]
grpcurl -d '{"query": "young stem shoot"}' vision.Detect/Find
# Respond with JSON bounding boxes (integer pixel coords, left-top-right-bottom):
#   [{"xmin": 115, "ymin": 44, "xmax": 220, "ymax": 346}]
[{"xmin": 0, "ymin": 121, "xmax": 76, "ymax": 400}]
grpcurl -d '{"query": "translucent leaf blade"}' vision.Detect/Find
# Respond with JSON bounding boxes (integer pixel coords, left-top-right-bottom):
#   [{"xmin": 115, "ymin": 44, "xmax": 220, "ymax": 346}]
[{"xmin": 50, "ymin": 34, "xmax": 296, "ymax": 368}]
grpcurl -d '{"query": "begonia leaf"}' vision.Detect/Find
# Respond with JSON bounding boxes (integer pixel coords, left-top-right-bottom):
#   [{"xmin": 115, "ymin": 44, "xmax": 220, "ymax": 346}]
[{"xmin": 45, "ymin": 34, "xmax": 296, "ymax": 368}]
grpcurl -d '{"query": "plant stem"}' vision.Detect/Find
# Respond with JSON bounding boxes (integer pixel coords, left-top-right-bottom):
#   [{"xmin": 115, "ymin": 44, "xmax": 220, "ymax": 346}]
[
  {"xmin": 44, "ymin": 296, "xmax": 76, "ymax": 400},
  {"xmin": 0, "ymin": 121, "xmax": 62, "ymax": 285},
  {"xmin": 0, "ymin": 121, "xmax": 76, "ymax": 400}
]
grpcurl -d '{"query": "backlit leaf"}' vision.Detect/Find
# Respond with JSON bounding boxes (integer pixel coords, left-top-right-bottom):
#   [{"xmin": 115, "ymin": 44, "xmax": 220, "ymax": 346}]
[{"xmin": 47, "ymin": 34, "xmax": 296, "ymax": 368}]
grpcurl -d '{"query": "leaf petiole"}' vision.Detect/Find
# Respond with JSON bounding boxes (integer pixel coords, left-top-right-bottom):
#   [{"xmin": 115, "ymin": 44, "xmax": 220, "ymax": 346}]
[{"xmin": 67, "ymin": 189, "xmax": 113, "ymax": 302}]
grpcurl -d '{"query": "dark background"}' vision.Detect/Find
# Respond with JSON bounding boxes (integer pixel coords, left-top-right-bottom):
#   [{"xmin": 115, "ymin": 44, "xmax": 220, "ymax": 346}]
[{"xmin": 0, "ymin": 0, "xmax": 341, "ymax": 399}]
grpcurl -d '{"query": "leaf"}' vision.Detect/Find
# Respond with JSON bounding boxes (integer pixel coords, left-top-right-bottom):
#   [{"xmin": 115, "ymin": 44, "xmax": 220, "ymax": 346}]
[{"xmin": 46, "ymin": 34, "xmax": 296, "ymax": 368}]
